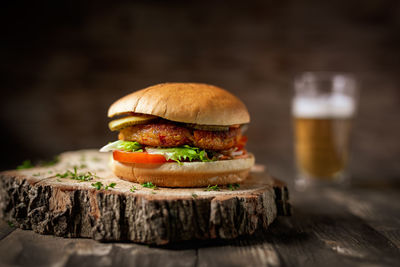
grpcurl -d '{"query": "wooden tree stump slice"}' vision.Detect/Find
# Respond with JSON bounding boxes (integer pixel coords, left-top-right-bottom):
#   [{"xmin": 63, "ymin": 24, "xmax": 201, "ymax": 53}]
[{"xmin": 0, "ymin": 150, "xmax": 291, "ymax": 245}]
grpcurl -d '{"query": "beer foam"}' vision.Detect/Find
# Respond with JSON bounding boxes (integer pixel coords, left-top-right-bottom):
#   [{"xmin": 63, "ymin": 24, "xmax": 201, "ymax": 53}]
[{"xmin": 292, "ymin": 94, "xmax": 355, "ymax": 118}]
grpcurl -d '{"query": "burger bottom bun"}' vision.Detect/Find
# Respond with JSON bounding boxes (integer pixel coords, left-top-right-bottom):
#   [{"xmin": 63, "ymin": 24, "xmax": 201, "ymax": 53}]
[{"xmin": 111, "ymin": 154, "xmax": 255, "ymax": 187}]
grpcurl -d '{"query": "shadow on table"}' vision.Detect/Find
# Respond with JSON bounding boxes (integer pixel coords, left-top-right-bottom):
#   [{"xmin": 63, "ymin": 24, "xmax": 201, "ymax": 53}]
[
  {"xmin": 151, "ymin": 213, "xmax": 310, "ymax": 250},
  {"xmin": 350, "ymin": 176, "xmax": 400, "ymax": 190},
  {"xmin": 151, "ymin": 184, "xmax": 399, "ymax": 252}
]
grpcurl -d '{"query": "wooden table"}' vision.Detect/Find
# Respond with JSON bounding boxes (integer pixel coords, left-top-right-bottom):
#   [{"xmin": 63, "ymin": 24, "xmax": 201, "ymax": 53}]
[{"xmin": 1, "ymin": 179, "xmax": 399, "ymax": 267}]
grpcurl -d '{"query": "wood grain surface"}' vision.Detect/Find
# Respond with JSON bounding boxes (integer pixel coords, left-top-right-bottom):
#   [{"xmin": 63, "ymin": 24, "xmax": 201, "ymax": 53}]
[
  {"xmin": 0, "ymin": 150, "xmax": 290, "ymax": 245},
  {"xmin": 0, "ymin": 184, "xmax": 399, "ymax": 267},
  {"xmin": 1, "ymin": 151, "xmax": 399, "ymax": 266}
]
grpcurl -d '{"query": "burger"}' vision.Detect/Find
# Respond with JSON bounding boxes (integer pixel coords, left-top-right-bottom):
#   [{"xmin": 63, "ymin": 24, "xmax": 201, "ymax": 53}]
[{"xmin": 100, "ymin": 83, "xmax": 254, "ymax": 187}]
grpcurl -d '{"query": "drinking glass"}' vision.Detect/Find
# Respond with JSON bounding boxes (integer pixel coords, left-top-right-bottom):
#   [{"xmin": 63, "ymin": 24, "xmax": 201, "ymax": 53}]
[{"xmin": 292, "ymin": 72, "xmax": 358, "ymax": 190}]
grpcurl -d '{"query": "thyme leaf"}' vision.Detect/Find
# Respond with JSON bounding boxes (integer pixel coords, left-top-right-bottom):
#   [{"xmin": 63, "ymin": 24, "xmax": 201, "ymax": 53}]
[
  {"xmin": 130, "ymin": 186, "xmax": 137, "ymax": 192},
  {"xmin": 17, "ymin": 160, "xmax": 34, "ymax": 170},
  {"xmin": 91, "ymin": 181, "xmax": 117, "ymax": 190},
  {"xmin": 105, "ymin": 182, "xmax": 116, "ymax": 190},
  {"xmin": 91, "ymin": 181, "xmax": 103, "ymax": 190},
  {"xmin": 227, "ymin": 183, "xmax": 240, "ymax": 191},
  {"xmin": 56, "ymin": 166, "xmax": 96, "ymax": 181},
  {"xmin": 142, "ymin": 182, "xmax": 158, "ymax": 190},
  {"xmin": 204, "ymin": 185, "xmax": 220, "ymax": 191}
]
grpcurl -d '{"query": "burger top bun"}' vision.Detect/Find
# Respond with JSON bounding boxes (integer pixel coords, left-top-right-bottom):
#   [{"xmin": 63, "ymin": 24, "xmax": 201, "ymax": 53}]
[{"xmin": 108, "ymin": 83, "xmax": 250, "ymax": 126}]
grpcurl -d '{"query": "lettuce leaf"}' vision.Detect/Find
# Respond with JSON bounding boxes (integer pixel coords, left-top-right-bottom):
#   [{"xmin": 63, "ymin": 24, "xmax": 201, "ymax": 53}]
[
  {"xmin": 101, "ymin": 141, "xmax": 212, "ymax": 164},
  {"xmin": 146, "ymin": 145, "xmax": 212, "ymax": 163},
  {"xmin": 99, "ymin": 140, "xmax": 143, "ymax": 152}
]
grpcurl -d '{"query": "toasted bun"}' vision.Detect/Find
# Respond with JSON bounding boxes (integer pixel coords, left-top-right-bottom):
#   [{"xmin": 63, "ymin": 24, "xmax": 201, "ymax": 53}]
[
  {"xmin": 108, "ymin": 83, "xmax": 250, "ymax": 126},
  {"xmin": 111, "ymin": 154, "xmax": 255, "ymax": 187}
]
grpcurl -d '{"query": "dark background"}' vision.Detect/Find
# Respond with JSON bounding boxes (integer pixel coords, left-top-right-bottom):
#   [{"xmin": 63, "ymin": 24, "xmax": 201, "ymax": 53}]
[{"xmin": 1, "ymin": 0, "xmax": 399, "ymax": 183}]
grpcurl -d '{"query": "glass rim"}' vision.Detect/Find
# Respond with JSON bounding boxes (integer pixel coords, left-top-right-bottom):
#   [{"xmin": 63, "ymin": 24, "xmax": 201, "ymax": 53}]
[
  {"xmin": 294, "ymin": 71, "xmax": 357, "ymax": 82},
  {"xmin": 294, "ymin": 71, "xmax": 359, "ymax": 97}
]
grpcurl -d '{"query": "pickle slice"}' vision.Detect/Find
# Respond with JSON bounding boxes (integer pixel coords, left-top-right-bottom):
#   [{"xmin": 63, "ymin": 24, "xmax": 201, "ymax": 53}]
[
  {"xmin": 186, "ymin": 124, "xmax": 230, "ymax": 131},
  {"xmin": 109, "ymin": 115, "xmax": 157, "ymax": 131}
]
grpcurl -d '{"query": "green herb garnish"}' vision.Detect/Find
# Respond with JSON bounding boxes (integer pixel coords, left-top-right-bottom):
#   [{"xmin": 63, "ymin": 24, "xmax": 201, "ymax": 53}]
[
  {"xmin": 227, "ymin": 183, "xmax": 240, "ymax": 191},
  {"xmin": 7, "ymin": 221, "xmax": 14, "ymax": 228},
  {"xmin": 205, "ymin": 185, "xmax": 220, "ymax": 191},
  {"xmin": 17, "ymin": 156, "xmax": 59, "ymax": 170},
  {"xmin": 91, "ymin": 181, "xmax": 117, "ymax": 190},
  {"xmin": 105, "ymin": 183, "xmax": 116, "ymax": 189},
  {"xmin": 142, "ymin": 182, "xmax": 158, "ymax": 190},
  {"xmin": 192, "ymin": 193, "xmax": 198, "ymax": 198},
  {"xmin": 56, "ymin": 166, "xmax": 96, "ymax": 182},
  {"xmin": 91, "ymin": 181, "xmax": 103, "ymax": 190},
  {"xmin": 33, "ymin": 173, "xmax": 41, "ymax": 177},
  {"xmin": 17, "ymin": 160, "xmax": 34, "ymax": 170},
  {"xmin": 56, "ymin": 172, "xmax": 69, "ymax": 178},
  {"xmin": 130, "ymin": 186, "xmax": 137, "ymax": 192}
]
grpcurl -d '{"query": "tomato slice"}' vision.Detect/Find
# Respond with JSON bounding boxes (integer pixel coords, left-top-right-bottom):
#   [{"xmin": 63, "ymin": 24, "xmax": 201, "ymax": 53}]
[
  {"xmin": 113, "ymin": 150, "xmax": 167, "ymax": 164},
  {"xmin": 236, "ymin": 135, "xmax": 248, "ymax": 150}
]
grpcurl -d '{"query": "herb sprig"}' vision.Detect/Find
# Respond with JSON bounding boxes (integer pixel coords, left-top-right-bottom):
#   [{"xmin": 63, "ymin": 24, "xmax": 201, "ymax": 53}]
[
  {"xmin": 17, "ymin": 156, "xmax": 59, "ymax": 170},
  {"xmin": 204, "ymin": 185, "xmax": 220, "ymax": 191},
  {"xmin": 91, "ymin": 182, "xmax": 116, "ymax": 190},
  {"xmin": 56, "ymin": 166, "xmax": 96, "ymax": 182},
  {"xmin": 227, "ymin": 183, "xmax": 240, "ymax": 191},
  {"xmin": 130, "ymin": 186, "xmax": 137, "ymax": 192},
  {"xmin": 17, "ymin": 160, "xmax": 34, "ymax": 170},
  {"xmin": 141, "ymin": 182, "xmax": 158, "ymax": 190}
]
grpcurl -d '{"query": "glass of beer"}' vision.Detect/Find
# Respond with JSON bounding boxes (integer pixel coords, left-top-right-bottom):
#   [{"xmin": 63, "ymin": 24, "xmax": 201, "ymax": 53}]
[{"xmin": 292, "ymin": 72, "xmax": 358, "ymax": 190}]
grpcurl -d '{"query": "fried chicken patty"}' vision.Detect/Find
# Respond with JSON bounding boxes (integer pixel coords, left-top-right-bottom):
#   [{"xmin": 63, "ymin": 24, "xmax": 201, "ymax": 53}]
[{"xmin": 118, "ymin": 123, "xmax": 241, "ymax": 150}]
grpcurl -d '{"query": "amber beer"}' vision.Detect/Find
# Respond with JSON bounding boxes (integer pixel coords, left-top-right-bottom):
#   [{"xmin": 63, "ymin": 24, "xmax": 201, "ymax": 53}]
[
  {"xmin": 292, "ymin": 93, "xmax": 356, "ymax": 185},
  {"xmin": 294, "ymin": 116, "xmax": 352, "ymax": 179},
  {"xmin": 293, "ymin": 72, "xmax": 357, "ymax": 188}
]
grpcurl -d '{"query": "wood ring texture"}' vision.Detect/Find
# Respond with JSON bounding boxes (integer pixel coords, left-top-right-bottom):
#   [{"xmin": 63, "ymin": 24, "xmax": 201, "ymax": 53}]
[{"xmin": 0, "ymin": 150, "xmax": 290, "ymax": 245}]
